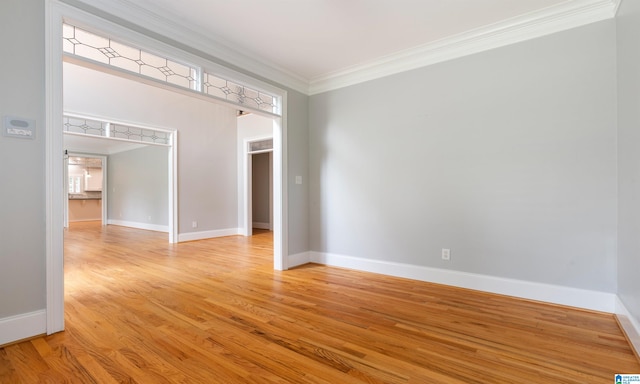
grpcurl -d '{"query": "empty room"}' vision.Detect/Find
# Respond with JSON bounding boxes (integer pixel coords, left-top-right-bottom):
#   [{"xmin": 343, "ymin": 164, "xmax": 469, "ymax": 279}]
[{"xmin": 1, "ymin": 0, "xmax": 639, "ymax": 382}]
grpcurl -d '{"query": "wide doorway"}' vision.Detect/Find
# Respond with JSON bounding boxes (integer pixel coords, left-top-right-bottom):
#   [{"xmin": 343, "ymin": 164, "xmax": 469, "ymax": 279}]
[
  {"xmin": 238, "ymin": 112, "xmax": 275, "ymax": 237},
  {"xmin": 47, "ymin": 3, "xmax": 288, "ymax": 335},
  {"xmin": 66, "ymin": 155, "xmax": 106, "ymax": 227}
]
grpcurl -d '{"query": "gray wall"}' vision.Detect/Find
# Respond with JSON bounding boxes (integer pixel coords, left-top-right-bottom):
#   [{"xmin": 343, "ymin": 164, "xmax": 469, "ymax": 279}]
[
  {"xmin": 0, "ymin": 0, "xmax": 46, "ymax": 319},
  {"xmin": 64, "ymin": 63, "xmax": 238, "ymax": 234},
  {"xmin": 252, "ymin": 153, "xmax": 271, "ymax": 225},
  {"xmin": 309, "ymin": 20, "xmax": 618, "ymax": 292},
  {"xmin": 617, "ymin": 0, "xmax": 640, "ymax": 325},
  {"xmin": 108, "ymin": 146, "xmax": 169, "ymax": 227},
  {"xmin": 286, "ymin": 90, "xmax": 310, "ymax": 256}
]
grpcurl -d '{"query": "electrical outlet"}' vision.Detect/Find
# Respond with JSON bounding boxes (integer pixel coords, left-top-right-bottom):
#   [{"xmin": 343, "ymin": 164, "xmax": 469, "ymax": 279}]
[
  {"xmin": 192, "ymin": 221, "xmax": 198, "ymax": 228},
  {"xmin": 441, "ymin": 248, "xmax": 451, "ymax": 261}
]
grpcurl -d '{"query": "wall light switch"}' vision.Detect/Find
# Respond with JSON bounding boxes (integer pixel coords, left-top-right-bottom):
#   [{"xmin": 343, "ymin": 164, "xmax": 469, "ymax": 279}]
[
  {"xmin": 3, "ymin": 116, "xmax": 35, "ymax": 139},
  {"xmin": 295, "ymin": 176, "xmax": 303, "ymax": 185}
]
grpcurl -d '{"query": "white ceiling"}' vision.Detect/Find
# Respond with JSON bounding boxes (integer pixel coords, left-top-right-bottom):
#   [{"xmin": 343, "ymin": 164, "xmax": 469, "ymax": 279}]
[
  {"xmin": 97, "ymin": 0, "xmax": 619, "ymax": 93},
  {"xmin": 129, "ymin": 0, "xmax": 568, "ymax": 80}
]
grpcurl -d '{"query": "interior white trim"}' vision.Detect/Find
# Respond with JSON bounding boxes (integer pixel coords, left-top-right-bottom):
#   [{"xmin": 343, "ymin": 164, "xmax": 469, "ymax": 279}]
[
  {"xmin": 273, "ymin": 112, "xmax": 288, "ymax": 271},
  {"xmin": 288, "ymin": 251, "xmax": 311, "ymax": 269},
  {"xmin": 68, "ymin": 218, "xmax": 102, "ymax": 223},
  {"xmin": 106, "ymin": 220, "xmax": 169, "ymax": 233},
  {"xmin": 309, "ymin": 0, "xmax": 621, "ymax": 94},
  {"xmin": 64, "ymin": 112, "xmax": 177, "ymax": 243},
  {"xmin": 69, "ymin": 0, "xmax": 620, "ymax": 96},
  {"xmin": 101, "ymin": 156, "xmax": 108, "ymax": 225},
  {"xmin": 178, "ymin": 228, "xmax": 242, "ymax": 243},
  {"xmin": 64, "ymin": 55, "xmax": 282, "ymax": 120},
  {"xmin": 46, "ymin": 0, "xmax": 66, "ymax": 336},
  {"xmin": 242, "ymin": 135, "xmax": 274, "ymax": 237},
  {"xmin": 307, "ymin": 251, "xmax": 617, "ymax": 313},
  {"xmin": 169, "ymin": 130, "xmax": 178, "ymax": 244},
  {"xmin": 0, "ymin": 310, "xmax": 47, "ymax": 347},
  {"xmin": 64, "ymin": 111, "xmax": 178, "ymax": 136},
  {"xmin": 611, "ymin": 0, "xmax": 623, "ymax": 16},
  {"xmin": 289, "ymin": 253, "xmax": 631, "ymax": 350},
  {"xmin": 616, "ymin": 297, "xmax": 640, "ymax": 358},
  {"xmin": 65, "ymin": 0, "xmax": 309, "ymax": 95}
]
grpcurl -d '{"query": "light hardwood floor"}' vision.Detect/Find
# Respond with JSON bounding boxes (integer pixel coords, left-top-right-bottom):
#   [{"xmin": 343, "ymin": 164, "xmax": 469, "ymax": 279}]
[{"xmin": 1, "ymin": 221, "xmax": 638, "ymax": 383}]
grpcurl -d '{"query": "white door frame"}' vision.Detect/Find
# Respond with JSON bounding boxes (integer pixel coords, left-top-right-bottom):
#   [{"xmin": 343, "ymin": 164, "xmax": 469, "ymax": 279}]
[
  {"xmin": 63, "ymin": 112, "xmax": 178, "ymax": 243},
  {"xmin": 243, "ymin": 136, "xmax": 274, "ymax": 237},
  {"xmin": 168, "ymin": 131, "xmax": 179, "ymax": 244},
  {"xmin": 45, "ymin": 0, "xmax": 287, "ymax": 335},
  {"xmin": 65, "ymin": 153, "xmax": 108, "ymax": 227}
]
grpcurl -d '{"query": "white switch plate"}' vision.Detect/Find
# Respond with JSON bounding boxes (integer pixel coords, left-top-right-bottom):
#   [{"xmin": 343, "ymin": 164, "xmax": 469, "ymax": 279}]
[{"xmin": 295, "ymin": 176, "xmax": 303, "ymax": 185}]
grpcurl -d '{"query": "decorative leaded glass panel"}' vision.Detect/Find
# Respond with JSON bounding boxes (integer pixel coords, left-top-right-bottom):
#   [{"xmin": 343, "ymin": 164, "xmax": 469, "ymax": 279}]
[
  {"xmin": 63, "ymin": 116, "xmax": 107, "ymax": 136},
  {"xmin": 63, "ymin": 23, "xmax": 281, "ymax": 116},
  {"xmin": 249, "ymin": 139, "xmax": 273, "ymax": 152},
  {"xmin": 204, "ymin": 73, "xmax": 278, "ymax": 114},
  {"xmin": 110, "ymin": 124, "xmax": 170, "ymax": 145},
  {"xmin": 63, "ymin": 116, "xmax": 170, "ymax": 146},
  {"xmin": 63, "ymin": 23, "xmax": 197, "ymax": 91}
]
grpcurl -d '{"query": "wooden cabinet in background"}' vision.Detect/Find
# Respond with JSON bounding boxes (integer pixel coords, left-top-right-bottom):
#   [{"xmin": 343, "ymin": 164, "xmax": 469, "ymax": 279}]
[{"xmin": 68, "ymin": 199, "xmax": 101, "ymax": 222}]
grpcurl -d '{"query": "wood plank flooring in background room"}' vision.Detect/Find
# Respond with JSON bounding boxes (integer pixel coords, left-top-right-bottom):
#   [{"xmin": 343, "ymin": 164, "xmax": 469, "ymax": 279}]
[{"xmin": 1, "ymin": 221, "xmax": 638, "ymax": 383}]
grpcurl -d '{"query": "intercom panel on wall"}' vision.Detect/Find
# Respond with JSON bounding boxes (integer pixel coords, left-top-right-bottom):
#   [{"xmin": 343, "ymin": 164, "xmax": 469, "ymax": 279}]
[{"xmin": 2, "ymin": 116, "xmax": 36, "ymax": 139}]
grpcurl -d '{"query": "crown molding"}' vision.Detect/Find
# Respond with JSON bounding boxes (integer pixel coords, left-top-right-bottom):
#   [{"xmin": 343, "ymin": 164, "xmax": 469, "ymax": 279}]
[
  {"xmin": 65, "ymin": 0, "xmax": 310, "ymax": 94},
  {"xmin": 308, "ymin": 0, "xmax": 621, "ymax": 95},
  {"xmin": 611, "ymin": 0, "xmax": 623, "ymax": 16},
  {"xmin": 65, "ymin": 0, "xmax": 619, "ymax": 97}
]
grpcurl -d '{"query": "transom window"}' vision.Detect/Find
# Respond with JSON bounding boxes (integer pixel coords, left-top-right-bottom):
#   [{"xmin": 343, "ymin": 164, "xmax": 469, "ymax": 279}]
[
  {"xmin": 248, "ymin": 139, "xmax": 274, "ymax": 153},
  {"xmin": 62, "ymin": 23, "xmax": 279, "ymax": 115},
  {"xmin": 63, "ymin": 23, "xmax": 198, "ymax": 90},
  {"xmin": 203, "ymin": 73, "xmax": 276, "ymax": 113},
  {"xmin": 63, "ymin": 115, "xmax": 171, "ymax": 146}
]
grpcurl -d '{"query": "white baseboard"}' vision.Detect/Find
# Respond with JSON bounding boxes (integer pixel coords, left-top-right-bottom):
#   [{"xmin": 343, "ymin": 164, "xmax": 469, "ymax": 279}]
[
  {"xmin": 107, "ymin": 219, "xmax": 169, "ymax": 233},
  {"xmin": 616, "ymin": 297, "xmax": 640, "ymax": 358},
  {"xmin": 178, "ymin": 228, "xmax": 241, "ymax": 242},
  {"xmin": 0, "ymin": 310, "xmax": 46, "ymax": 346},
  {"xmin": 288, "ymin": 251, "xmax": 311, "ymax": 269},
  {"xmin": 308, "ymin": 251, "xmax": 616, "ymax": 313},
  {"xmin": 252, "ymin": 222, "xmax": 271, "ymax": 230},
  {"xmin": 69, "ymin": 218, "xmax": 101, "ymax": 222}
]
